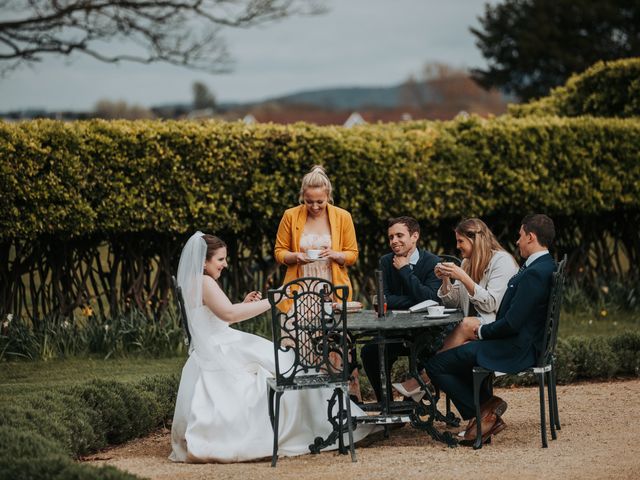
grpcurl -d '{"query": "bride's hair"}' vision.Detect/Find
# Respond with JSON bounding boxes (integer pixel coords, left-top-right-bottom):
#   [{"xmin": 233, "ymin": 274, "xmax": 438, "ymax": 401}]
[
  {"xmin": 202, "ymin": 234, "xmax": 226, "ymax": 265},
  {"xmin": 299, "ymin": 165, "xmax": 333, "ymax": 204}
]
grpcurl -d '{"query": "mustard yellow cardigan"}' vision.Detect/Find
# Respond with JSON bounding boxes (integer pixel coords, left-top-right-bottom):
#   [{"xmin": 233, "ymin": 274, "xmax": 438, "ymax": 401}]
[{"xmin": 274, "ymin": 204, "xmax": 358, "ymax": 310}]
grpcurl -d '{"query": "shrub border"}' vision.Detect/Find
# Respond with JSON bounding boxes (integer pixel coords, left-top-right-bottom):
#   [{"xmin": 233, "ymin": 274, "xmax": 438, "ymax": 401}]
[{"xmin": 0, "ymin": 373, "xmax": 179, "ymax": 480}]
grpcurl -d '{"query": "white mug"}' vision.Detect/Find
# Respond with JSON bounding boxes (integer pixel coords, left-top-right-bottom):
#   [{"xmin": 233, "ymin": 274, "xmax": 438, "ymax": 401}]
[
  {"xmin": 427, "ymin": 305, "xmax": 445, "ymax": 316},
  {"xmin": 307, "ymin": 249, "xmax": 321, "ymax": 260}
]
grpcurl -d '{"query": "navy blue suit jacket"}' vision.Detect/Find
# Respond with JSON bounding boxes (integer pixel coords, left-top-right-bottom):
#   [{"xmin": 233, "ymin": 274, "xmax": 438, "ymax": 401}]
[
  {"xmin": 476, "ymin": 253, "xmax": 556, "ymax": 373},
  {"xmin": 379, "ymin": 249, "xmax": 442, "ymax": 310}
]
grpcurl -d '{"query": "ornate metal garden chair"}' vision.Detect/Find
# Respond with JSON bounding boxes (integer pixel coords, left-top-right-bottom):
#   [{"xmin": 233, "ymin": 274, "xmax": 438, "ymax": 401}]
[
  {"xmin": 266, "ymin": 277, "xmax": 356, "ymax": 467},
  {"xmin": 471, "ymin": 254, "xmax": 567, "ymax": 449}
]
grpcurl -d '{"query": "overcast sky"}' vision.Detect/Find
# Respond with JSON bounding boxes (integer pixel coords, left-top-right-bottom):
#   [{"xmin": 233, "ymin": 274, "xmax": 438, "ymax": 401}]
[{"xmin": 0, "ymin": 0, "xmax": 497, "ymax": 111}]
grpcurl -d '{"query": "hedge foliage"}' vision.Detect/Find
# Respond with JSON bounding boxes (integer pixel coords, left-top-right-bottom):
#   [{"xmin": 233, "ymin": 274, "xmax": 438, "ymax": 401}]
[
  {"xmin": 495, "ymin": 331, "xmax": 640, "ymax": 386},
  {"xmin": 0, "ymin": 374, "xmax": 178, "ymax": 480},
  {"xmin": 2, "ymin": 116, "xmax": 640, "ymax": 320},
  {"xmin": 2, "ymin": 117, "xmax": 639, "ymax": 239},
  {"xmin": 509, "ymin": 57, "xmax": 640, "ymax": 118}
]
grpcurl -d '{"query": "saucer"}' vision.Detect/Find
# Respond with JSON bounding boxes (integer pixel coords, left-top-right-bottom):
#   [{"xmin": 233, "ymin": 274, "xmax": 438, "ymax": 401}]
[
  {"xmin": 334, "ymin": 301, "xmax": 363, "ymax": 313},
  {"xmin": 443, "ymin": 308, "xmax": 458, "ymax": 314},
  {"xmin": 423, "ymin": 313, "xmax": 450, "ymax": 319}
]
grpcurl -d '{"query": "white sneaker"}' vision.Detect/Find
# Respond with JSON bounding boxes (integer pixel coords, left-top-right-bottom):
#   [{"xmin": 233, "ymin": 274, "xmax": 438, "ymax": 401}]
[{"xmin": 391, "ymin": 382, "xmax": 425, "ymax": 402}]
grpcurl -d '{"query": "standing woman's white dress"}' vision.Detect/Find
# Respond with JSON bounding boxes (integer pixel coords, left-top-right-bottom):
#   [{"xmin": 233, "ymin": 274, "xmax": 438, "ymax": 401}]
[{"xmin": 169, "ymin": 232, "xmax": 373, "ymax": 463}]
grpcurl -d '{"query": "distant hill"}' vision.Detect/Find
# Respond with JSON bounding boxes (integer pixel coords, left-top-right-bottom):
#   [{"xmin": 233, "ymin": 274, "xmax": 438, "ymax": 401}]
[
  {"xmin": 1, "ymin": 81, "xmax": 506, "ymax": 121},
  {"xmin": 126, "ymin": 86, "xmax": 419, "ymax": 113},
  {"xmin": 267, "ymin": 84, "xmax": 435, "ymax": 110}
]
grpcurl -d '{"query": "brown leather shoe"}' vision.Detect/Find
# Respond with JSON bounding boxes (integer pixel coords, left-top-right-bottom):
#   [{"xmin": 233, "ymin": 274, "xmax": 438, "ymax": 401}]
[
  {"xmin": 464, "ymin": 417, "xmax": 476, "ymax": 433},
  {"xmin": 463, "ymin": 412, "xmax": 497, "ymax": 442},
  {"xmin": 460, "ymin": 414, "xmax": 506, "ymax": 445},
  {"xmin": 481, "ymin": 395, "xmax": 508, "ymax": 418},
  {"xmin": 492, "ymin": 416, "xmax": 507, "ymax": 436},
  {"xmin": 457, "ymin": 417, "xmax": 476, "ymax": 440}
]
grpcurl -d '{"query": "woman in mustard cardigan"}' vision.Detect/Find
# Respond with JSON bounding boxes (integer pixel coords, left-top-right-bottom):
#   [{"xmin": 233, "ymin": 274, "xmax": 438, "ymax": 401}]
[
  {"xmin": 274, "ymin": 165, "xmax": 361, "ymax": 400},
  {"xmin": 274, "ymin": 165, "xmax": 358, "ymax": 303}
]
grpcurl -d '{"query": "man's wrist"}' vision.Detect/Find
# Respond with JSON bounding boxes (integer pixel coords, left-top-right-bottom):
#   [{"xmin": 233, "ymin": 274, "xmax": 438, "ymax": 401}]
[{"xmin": 397, "ymin": 264, "xmax": 412, "ymax": 278}]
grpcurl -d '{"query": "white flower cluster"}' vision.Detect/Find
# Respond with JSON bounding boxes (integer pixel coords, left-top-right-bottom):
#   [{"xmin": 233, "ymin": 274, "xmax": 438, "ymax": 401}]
[{"xmin": 2, "ymin": 313, "xmax": 13, "ymax": 329}]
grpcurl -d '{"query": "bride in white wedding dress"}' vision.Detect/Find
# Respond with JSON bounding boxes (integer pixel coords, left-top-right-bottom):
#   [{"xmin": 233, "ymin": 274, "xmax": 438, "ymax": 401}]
[{"xmin": 170, "ymin": 232, "xmax": 373, "ymax": 463}]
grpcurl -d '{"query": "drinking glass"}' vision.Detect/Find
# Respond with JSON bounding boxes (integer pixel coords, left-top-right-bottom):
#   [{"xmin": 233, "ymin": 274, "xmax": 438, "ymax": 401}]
[{"xmin": 372, "ymin": 294, "xmax": 387, "ymax": 315}]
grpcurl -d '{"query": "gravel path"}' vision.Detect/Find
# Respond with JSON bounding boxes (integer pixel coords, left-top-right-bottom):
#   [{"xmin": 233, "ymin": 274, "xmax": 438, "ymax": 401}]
[{"xmin": 84, "ymin": 379, "xmax": 640, "ymax": 480}]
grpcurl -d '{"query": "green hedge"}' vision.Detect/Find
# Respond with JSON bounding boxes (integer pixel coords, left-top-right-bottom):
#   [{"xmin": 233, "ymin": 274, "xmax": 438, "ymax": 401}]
[
  {"xmin": 509, "ymin": 57, "xmax": 640, "ymax": 118},
  {"xmin": 0, "ymin": 428, "xmax": 138, "ymax": 480},
  {"xmin": 495, "ymin": 331, "xmax": 640, "ymax": 386},
  {"xmin": 0, "ymin": 374, "xmax": 179, "ymax": 480},
  {"xmin": 2, "ymin": 116, "xmax": 640, "ymax": 319},
  {"xmin": 2, "ymin": 117, "xmax": 639, "ymax": 238}
]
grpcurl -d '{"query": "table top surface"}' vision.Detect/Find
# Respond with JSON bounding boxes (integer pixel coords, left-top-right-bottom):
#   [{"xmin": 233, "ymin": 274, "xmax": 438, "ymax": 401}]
[{"xmin": 346, "ymin": 309, "xmax": 463, "ymax": 331}]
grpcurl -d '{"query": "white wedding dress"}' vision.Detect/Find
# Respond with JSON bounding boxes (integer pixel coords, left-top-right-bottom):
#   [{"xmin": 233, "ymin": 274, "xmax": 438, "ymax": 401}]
[{"xmin": 169, "ymin": 304, "xmax": 373, "ymax": 463}]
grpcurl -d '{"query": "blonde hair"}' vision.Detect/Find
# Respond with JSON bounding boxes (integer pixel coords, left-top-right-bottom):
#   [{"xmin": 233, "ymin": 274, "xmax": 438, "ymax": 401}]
[
  {"xmin": 298, "ymin": 165, "xmax": 333, "ymax": 203},
  {"xmin": 456, "ymin": 218, "xmax": 514, "ymax": 283}
]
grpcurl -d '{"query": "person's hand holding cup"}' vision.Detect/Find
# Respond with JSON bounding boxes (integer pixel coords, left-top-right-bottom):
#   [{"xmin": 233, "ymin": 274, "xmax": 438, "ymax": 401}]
[{"xmin": 306, "ymin": 249, "xmax": 321, "ymax": 261}]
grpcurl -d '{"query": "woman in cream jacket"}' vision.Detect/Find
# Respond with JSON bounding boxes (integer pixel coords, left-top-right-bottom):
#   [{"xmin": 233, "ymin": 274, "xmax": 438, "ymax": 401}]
[{"xmin": 436, "ymin": 218, "xmax": 519, "ymax": 351}]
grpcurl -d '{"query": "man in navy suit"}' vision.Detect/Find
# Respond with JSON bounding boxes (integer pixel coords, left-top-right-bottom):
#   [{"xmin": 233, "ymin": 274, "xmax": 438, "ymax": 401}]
[
  {"xmin": 361, "ymin": 216, "xmax": 442, "ymax": 402},
  {"xmin": 426, "ymin": 214, "xmax": 557, "ymax": 444}
]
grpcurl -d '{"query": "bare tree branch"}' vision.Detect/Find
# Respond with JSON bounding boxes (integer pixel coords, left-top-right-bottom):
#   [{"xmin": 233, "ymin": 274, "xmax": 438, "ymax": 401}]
[{"xmin": 0, "ymin": 0, "xmax": 328, "ymax": 75}]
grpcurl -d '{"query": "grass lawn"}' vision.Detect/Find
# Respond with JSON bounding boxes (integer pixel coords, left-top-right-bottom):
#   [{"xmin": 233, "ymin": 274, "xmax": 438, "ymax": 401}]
[
  {"xmin": 559, "ymin": 310, "xmax": 639, "ymax": 337},
  {"xmin": 0, "ymin": 355, "xmax": 185, "ymax": 400}
]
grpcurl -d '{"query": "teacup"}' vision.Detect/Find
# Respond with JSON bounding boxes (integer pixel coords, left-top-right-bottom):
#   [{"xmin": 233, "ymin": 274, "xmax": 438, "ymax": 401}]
[
  {"xmin": 426, "ymin": 305, "xmax": 445, "ymax": 316},
  {"xmin": 307, "ymin": 249, "xmax": 322, "ymax": 260}
]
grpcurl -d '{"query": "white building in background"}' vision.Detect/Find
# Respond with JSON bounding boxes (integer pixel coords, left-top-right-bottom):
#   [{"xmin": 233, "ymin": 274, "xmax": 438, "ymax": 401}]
[{"xmin": 343, "ymin": 112, "xmax": 366, "ymax": 128}]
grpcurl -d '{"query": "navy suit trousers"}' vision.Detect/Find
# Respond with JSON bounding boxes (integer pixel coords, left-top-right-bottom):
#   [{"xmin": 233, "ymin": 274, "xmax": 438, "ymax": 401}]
[
  {"xmin": 361, "ymin": 342, "xmax": 409, "ymax": 402},
  {"xmin": 426, "ymin": 341, "xmax": 492, "ymax": 420}
]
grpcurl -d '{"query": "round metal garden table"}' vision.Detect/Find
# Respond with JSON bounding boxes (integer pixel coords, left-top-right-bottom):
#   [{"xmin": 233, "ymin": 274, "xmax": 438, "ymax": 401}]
[{"xmin": 348, "ymin": 309, "xmax": 463, "ymax": 446}]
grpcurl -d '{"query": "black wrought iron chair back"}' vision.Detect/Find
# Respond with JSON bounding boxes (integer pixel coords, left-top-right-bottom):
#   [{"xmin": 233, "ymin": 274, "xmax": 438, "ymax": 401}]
[
  {"xmin": 266, "ymin": 277, "xmax": 356, "ymax": 466},
  {"xmin": 539, "ymin": 256, "xmax": 566, "ymax": 370},
  {"xmin": 471, "ymin": 254, "xmax": 567, "ymax": 449},
  {"xmin": 171, "ymin": 275, "xmax": 191, "ymax": 347},
  {"xmin": 271, "ymin": 278, "xmax": 349, "ymax": 383}
]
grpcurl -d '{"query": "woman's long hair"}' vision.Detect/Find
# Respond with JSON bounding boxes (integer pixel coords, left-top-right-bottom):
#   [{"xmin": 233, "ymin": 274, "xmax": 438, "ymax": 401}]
[{"xmin": 456, "ymin": 218, "xmax": 510, "ymax": 283}]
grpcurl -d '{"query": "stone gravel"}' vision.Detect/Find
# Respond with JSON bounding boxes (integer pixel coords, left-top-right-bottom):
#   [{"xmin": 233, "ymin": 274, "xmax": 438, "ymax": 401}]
[{"xmin": 84, "ymin": 379, "xmax": 640, "ymax": 480}]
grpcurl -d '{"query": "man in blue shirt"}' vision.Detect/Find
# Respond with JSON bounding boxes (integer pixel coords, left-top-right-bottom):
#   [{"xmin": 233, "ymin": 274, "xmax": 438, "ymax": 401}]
[{"xmin": 361, "ymin": 216, "xmax": 442, "ymax": 402}]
